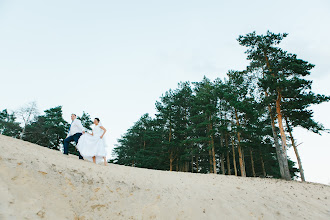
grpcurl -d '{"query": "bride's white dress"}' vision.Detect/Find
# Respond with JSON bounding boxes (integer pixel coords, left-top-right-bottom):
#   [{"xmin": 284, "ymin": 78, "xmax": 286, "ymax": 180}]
[{"xmin": 76, "ymin": 124, "xmax": 107, "ymax": 164}]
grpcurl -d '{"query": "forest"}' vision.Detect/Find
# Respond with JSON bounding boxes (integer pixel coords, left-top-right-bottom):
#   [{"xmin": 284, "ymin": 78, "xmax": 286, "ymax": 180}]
[
  {"xmin": 1, "ymin": 31, "xmax": 329, "ymax": 181},
  {"xmin": 112, "ymin": 31, "xmax": 329, "ymax": 181}
]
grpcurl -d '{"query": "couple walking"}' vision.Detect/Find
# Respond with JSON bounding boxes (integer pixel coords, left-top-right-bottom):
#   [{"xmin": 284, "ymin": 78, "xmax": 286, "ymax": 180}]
[{"xmin": 63, "ymin": 114, "xmax": 108, "ymax": 165}]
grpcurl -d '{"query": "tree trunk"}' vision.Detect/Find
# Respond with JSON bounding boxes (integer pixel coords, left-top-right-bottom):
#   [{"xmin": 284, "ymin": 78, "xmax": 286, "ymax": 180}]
[
  {"xmin": 220, "ymin": 133, "xmax": 225, "ymax": 174},
  {"xmin": 231, "ymin": 137, "xmax": 238, "ymax": 176},
  {"xmin": 226, "ymin": 133, "xmax": 231, "ymax": 175},
  {"xmin": 169, "ymin": 122, "xmax": 172, "ymax": 142},
  {"xmin": 237, "ymin": 145, "xmax": 245, "ymax": 177},
  {"xmin": 220, "ymin": 154, "xmax": 225, "ymax": 175},
  {"xmin": 285, "ymin": 117, "xmax": 305, "ymax": 182},
  {"xmin": 276, "ymin": 92, "xmax": 287, "ymax": 152},
  {"xmin": 169, "ymin": 123, "xmax": 173, "ymax": 171},
  {"xmin": 19, "ymin": 104, "xmax": 37, "ymax": 140},
  {"xmin": 169, "ymin": 151, "xmax": 174, "ymax": 171},
  {"xmin": 209, "ymin": 148, "xmax": 213, "ymax": 173},
  {"xmin": 249, "ymin": 147, "xmax": 256, "ymax": 177},
  {"xmin": 196, "ymin": 156, "xmax": 199, "ymax": 173},
  {"xmin": 260, "ymin": 151, "xmax": 266, "ymax": 177},
  {"xmin": 208, "ymin": 117, "xmax": 217, "ymax": 174},
  {"xmin": 211, "ymin": 136, "xmax": 217, "ymax": 174},
  {"xmin": 235, "ymin": 109, "xmax": 246, "ymax": 177},
  {"xmin": 264, "ymin": 54, "xmax": 291, "ymax": 180},
  {"xmin": 20, "ymin": 126, "xmax": 26, "ymax": 140},
  {"xmin": 176, "ymin": 158, "xmax": 178, "ymax": 172},
  {"xmin": 269, "ymin": 112, "xmax": 291, "ymax": 180}
]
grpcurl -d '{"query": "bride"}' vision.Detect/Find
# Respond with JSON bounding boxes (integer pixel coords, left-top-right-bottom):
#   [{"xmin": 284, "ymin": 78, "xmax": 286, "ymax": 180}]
[{"xmin": 76, "ymin": 118, "xmax": 107, "ymax": 165}]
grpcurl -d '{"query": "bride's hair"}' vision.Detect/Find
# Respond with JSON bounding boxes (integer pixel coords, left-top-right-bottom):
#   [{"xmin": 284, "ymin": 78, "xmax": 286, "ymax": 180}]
[{"xmin": 95, "ymin": 118, "xmax": 100, "ymax": 122}]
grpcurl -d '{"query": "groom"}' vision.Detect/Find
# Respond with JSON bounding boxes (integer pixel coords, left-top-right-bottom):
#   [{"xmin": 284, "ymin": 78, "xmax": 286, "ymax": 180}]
[{"xmin": 63, "ymin": 114, "xmax": 85, "ymax": 159}]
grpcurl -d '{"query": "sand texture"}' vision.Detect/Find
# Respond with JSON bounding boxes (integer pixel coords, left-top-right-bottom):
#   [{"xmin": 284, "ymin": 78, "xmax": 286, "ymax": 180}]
[{"xmin": 0, "ymin": 134, "xmax": 329, "ymax": 219}]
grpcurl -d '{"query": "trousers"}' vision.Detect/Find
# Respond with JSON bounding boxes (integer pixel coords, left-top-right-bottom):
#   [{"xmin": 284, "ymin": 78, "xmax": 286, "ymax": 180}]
[{"xmin": 63, "ymin": 133, "xmax": 83, "ymax": 159}]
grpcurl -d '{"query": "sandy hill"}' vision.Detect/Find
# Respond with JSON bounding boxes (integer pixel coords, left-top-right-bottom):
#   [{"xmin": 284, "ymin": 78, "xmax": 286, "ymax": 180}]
[{"xmin": 0, "ymin": 135, "xmax": 329, "ymax": 220}]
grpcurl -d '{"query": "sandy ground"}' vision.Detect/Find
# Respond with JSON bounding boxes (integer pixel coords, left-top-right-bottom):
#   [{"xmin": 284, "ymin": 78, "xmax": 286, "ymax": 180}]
[{"xmin": 0, "ymin": 134, "xmax": 329, "ymax": 220}]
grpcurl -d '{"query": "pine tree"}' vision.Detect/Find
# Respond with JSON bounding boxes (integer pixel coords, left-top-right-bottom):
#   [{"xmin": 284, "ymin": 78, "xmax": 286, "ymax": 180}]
[
  {"xmin": 191, "ymin": 77, "xmax": 218, "ymax": 174},
  {"xmin": 238, "ymin": 31, "xmax": 329, "ymax": 180},
  {"xmin": 238, "ymin": 31, "xmax": 292, "ymax": 180},
  {"xmin": 24, "ymin": 106, "xmax": 68, "ymax": 150},
  {"xmin": 0, "ymin": 109, "xmax": 21, "ymax": 138}
]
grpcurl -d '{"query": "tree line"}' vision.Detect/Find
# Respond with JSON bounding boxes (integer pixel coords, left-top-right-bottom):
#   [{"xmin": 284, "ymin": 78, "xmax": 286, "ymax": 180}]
[
  {"xmin": 0, "ymin": 103, "xmax": 93, "ymax": 156},
  {"xmin": 113, "ymin": 31, "xmax": 329, "ymax": 181}
]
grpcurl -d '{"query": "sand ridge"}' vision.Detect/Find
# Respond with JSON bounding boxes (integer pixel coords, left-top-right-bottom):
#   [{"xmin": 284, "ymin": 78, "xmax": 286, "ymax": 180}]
[{"xmin": 0, "ymin": 134, "xmax": 329, "ymax": 219}]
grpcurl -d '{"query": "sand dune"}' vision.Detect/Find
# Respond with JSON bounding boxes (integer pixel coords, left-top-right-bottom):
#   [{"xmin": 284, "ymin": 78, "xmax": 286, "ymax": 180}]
[{"xmin": 0, "ymin": 134, "xmax": 329, "ymax": 219}]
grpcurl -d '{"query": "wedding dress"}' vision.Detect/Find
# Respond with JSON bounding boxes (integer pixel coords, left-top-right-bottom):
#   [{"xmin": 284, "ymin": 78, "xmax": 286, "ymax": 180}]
[{"xmin": 76, "ymin": 123, "xmax": 107, "ymax": 164}]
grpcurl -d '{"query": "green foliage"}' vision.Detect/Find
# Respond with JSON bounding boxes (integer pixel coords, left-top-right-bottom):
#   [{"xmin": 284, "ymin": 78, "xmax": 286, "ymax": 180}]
[
  {"xmin": 238, "ymin": 30, "xmax": 329, "ymax": 133},
  {"xmin": 78, "ymin": 111, "xmax": 93, "ymax": 131},
  {"xmin": 24, "ymin": 106, "xmax": 68, "ymax": 150},
  {"xmin": 113, "ymin": 78, "xmax": 298, "ymax": 178},
  {"xmin": 114, "ymin": 31, "xmax": 329, "ymax": 180},
  {"xmin": 238, "ymin": 31, "xmax": 329, "ymax": 180},
  {"xmin": 113, "ymin": 114, "xmax": 167, "ymax": 170},
  {"xmin": 0, "ymin": 109, "xmax": 21, "ymax": 138}
]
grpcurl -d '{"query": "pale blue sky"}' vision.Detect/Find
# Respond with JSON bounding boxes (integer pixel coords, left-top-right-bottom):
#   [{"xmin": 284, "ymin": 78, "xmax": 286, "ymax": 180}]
[{"xmin": 1, "ymin": 0, "xmax": 329, "ymax": 184}]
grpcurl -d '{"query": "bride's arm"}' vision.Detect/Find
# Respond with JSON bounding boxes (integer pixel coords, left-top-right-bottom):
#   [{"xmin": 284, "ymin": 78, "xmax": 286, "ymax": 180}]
[{"xmin": 100, "ymin": 126, "xmax": 107, "ymax": 139}]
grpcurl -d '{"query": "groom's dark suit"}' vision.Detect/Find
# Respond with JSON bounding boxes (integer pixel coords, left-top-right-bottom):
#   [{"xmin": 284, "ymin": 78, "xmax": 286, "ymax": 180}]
[{"xmin": 63, "ymin": 118, "xmax": 84, "ymax": 159}]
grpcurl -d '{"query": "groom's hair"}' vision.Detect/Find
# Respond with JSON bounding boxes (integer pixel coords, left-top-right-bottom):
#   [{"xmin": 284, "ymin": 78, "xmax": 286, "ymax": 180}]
[
  {"xmin": 95, "ymin": 118, "xmax": 100, "ymax": 122},
  {"xmin": 71, "ymin": 114, "xmax": 76, "ymax": 116}
]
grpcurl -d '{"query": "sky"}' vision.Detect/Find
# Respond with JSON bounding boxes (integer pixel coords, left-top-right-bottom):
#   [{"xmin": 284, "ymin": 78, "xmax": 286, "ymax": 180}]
[{"xmin": 0, "ymin": 0, "xmax": 329, "ymax": 185}]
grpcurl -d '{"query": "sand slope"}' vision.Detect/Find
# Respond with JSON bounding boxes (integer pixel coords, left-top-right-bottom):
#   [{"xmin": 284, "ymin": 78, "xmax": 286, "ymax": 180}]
[{"xmin": 0, "ymin": 135, "xmax": 329, "ymax": 220}]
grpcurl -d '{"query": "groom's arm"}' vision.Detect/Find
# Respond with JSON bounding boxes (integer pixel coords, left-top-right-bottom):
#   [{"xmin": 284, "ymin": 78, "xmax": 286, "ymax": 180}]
[
  {"xmin": 66, "ymin": 127, "xmax": 71, "ymax": 138},
  {"xmin": 76, "ymin": 119, "xmax": 85, "ymax": 133}
]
